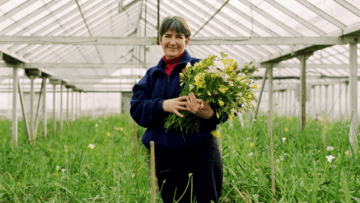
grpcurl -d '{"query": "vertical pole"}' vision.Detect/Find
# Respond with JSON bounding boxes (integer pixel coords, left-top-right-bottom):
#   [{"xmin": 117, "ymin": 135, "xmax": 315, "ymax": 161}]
[
  {"xmin": 312, "ymin": 85, "xmax": 315, "ymax": 118},
  {"xmin": 60, "ymin": 83, "xmax": 63, "ymax": 132},
  {"xmin": 52, "ymin": 84, "xmax": 56, "ymax": 134},
  {"xmin": 332, "ymin": 84, "xmax": 335, "ymax": 121},
  {"xmin": 79, "ymin": 91, "xmax": 82, "ymax": 117},
  {"xmin": 285, "ymin": 90, "xmax": 288, "ymax": 117},
  {"xmin": 349, "ymin": 42, "xmax": 358, "ymax": 155},
  {"xmin": 66, "ymin": 87, "xmax": 69, "ymax": 121},
  {"xmin": 319, "ymin": 85, "xmax": 322, "ymax": 117},
  {"xmin": 267, "ymin": 65, "xmax": 275, "ymax": 203},
  {"xmin": 339, "ymin": 83, "xmax": 342, "ymax": 119},
  {"xmin": 34, "ymin": 78, "xmax": 45, "ymax": 139},
  {"xmin": 42, "ymin": 76, "xmax": 47, "ymax": 138},
  {"xmin": 289, "ymin": 89, "xmax": 293, "ymax": 116},
  {"xmin": 18, "ymin": 80, "xmax": 31, "ymax": 141},
  {"xmin": 345, "ymin": 81, "xmax": 349, "ymax": 120},
  {"xmin": 30, "ymin": 75, "xmax": 35, "ymax": 138},
  {"xmin": 297, "ymin": 54, "xmax": 310, "ymax": 130},
  {"xmin": 253, "ymin": 68, "xmax": 268, "ymax": 122},
  {"xmin": 325, "ymin": 85, "xmax": 328, "ymax": 118},
  {"xmin": 71, "ymin": 89, "xmax": 74, "ymax": 120},
  {"xmin": 150, "ymin": 141, "xmax": 156, "ymax": 203},
  {"xmin": 75, "ymin": 91, "xmax": 78, "ymax": 119},
  {"xmin": 134, "ymin": 121, "xmax": 138, "ymax": 176},
  {"xmin": 12, "ymin": 67, "xmax": 18, "ymax": 145},
  {"xmin": 281, "ymin": 91, "xmax": 284, "ymax": 116}
]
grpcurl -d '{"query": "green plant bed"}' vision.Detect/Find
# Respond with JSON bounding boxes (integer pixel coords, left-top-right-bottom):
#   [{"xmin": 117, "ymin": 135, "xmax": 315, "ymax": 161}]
[{"xmin": 0, "ymin": 113, "xmax": 359, "ymax": 202}]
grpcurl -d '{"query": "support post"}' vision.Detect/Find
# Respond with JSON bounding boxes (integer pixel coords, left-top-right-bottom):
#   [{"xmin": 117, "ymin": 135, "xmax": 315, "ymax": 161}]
[
  {"xmin": 339, "ymin": 83, "xmax": 342, "ymax": 119},
  {"xmin": 66, "ymin": 85, "xmax": 70, "ymax": 121},
  {"xmin": 345, "ymin": 81, "xmax": 349, "ymax": 120},
  {"xmin": 325, "ymin": 85, "xmax": 329, "ymax": 118},
  {"xmin": 12, "ymin": 67, "xmax": 18, "ymax": 145},
  {"xmin": 79, "ymin": 91, "xmax": 82, "ymax": 117},
  {"xmin": 349, "ymin": 41, "xmax": 358, "ymax": 155},
  {"xmin": 49, "ymin": 79, "xmax": 61, "ymax": 135},
  {"xmin": 312, "ymin": 85, "xmax": 316, "ymax": 118},
  {"xmin": 75, "ymin": 90, "xmax": 78, "ymax": 119},
  {"xmin": 319, "ymin": 85, "xmax": 322, "ymax": 117},
  {"xmin": 253, "ymin": 67, "xmax": 268, "ymax": 123},
  {"xmin": 332, "ymin": 84, "xmax": 335, "ymax": 121},
  {"xmin": 297, "ymin": 53, "xmax": 311, "ymax": 130},
  {"xmin": 71, "ymin": 89, "xmax": 74, "ymax": 120},
  {"xmin": 18, "ymin": 80, "xmax": 31, "ymax": 141},
  {"xmin": 42, "ymin": 76, "xmax": 47, "ymax": 138},
  {"xmin": 34, "ymin": 78, "xmax": 45, "ymax": 139},
  {"xmin": 60, "ymin": 82, "xmax": 64, "ymax": 132},
  {"xmin": 30, "ymin": 75, "xmax": 35, "ymax": 138}
]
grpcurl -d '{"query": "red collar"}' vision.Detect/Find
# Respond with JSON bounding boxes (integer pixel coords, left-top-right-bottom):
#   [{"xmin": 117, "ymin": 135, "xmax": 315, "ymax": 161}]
[{"xmin": 163, "ymin": 51, "xmax": 185, "ymax": 65}]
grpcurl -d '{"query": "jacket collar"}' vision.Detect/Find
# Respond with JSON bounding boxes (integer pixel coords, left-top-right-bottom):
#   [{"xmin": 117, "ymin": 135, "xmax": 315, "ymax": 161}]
[{"xmin": 155, "ymin": 49, "xmax": 192, "ymax": 71}]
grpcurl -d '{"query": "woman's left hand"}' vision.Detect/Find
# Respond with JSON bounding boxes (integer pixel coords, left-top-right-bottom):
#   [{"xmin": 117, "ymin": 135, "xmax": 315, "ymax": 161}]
[{"xmin": 187, "ymin": 92, "xmax": 214, "ymax": 119}]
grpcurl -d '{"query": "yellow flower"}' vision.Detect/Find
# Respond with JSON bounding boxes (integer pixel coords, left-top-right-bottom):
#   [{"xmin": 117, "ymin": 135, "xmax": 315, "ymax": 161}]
[
  {"xmin": 211, "ymin": 73, "xmax": 216, "ymax": 78},
  {"xmin": 179, "ymin": 73, "xmax": 184, "ymax": 78},
  {"xmin": 218, "ymin": 86, "xmax": 228, "ymax": 94},
  {"xmin": 105, "ymin": 139, "xmax": 108, "ymax": 142},
  {"xmin": 224, "ymin": 58, "xmax": 234, "ymax": 64},
  {"xmin": 251, "ymin": 84, "xmax": 258, "ymax": 90},
  {"xmin": 284, "ymin": 128, "xmax": 288, "ymax": 132},
  {"xmin": 289, "ymin": 117, "xmax": 292, "ymax": 121},
  {"xmin": 230, "ymin": 71, "xmax": 237, "ymax": 77},
  {"xmin": 213, "ymin": 130, "xmax": 220, "ymax": 138},
  {"xmin": 207, "ymin": 91, "xmax": 211, "ymax": 96},
  {"xmin": 106, "ymin": 132, "xmax": 111, "ymax": 136},
  {"xmin": 226, "ymin": 66, "xmax": 234, "ymax": 72},
  {"xmin": 195, "ymin": 80, "xmax": 205, "ymax": 87},
  {"xmin": 218, "ymin": 100, "xmax": 224, "ymax": 106},
  {"xmin": 250, "ymin": 143, "xmax": 254, "ymax": 147},
  {"xmin": 48, "ymin": 149, "xmax": 52, "ymax": 152}
]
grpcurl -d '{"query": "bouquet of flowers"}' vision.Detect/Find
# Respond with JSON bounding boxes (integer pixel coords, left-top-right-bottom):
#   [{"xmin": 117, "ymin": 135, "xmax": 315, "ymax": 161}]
[{"xmin": 164, "ymin": 52, "xmax": 258, "ymax": 138}]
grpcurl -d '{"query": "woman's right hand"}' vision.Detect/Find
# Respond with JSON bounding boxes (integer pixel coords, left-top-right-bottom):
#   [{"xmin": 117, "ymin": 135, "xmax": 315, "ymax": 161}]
[{"xmin": 162, "ymin": 96, "xmax": 189, "ymax": 117}]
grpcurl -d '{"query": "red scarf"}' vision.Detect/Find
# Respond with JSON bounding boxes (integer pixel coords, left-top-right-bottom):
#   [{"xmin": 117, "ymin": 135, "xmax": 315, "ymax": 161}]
[{"xmin": 163, "ymin": 51, "xmax": 185, "ymax": 77}]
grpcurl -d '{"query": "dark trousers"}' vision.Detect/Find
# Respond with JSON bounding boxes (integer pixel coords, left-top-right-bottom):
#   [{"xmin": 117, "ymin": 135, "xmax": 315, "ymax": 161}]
[{"xmin": 155, "ymin": 137, "xmax": 223, "ymax": 203}]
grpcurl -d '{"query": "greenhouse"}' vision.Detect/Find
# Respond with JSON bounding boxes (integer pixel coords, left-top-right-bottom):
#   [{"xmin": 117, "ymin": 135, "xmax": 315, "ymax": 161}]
[{"xmin": 0, "ymin": 0, "xmax": 360, "ymax": 202}]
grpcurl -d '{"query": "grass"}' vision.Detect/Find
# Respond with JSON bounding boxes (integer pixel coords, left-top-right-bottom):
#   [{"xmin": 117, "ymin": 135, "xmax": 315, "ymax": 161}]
[{"xmin": 0, "ymin": 113, "xmax": 359, "ymax": 202}]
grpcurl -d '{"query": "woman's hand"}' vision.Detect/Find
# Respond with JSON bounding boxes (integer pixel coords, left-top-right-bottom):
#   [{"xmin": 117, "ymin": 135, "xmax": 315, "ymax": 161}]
[
  {"xmin": 187, "ymin": 92, "xmax": 214, "ymax": 119},
  {"xmin": 163, "ymin": 96, "xmax": 189, "ymax": 117}
]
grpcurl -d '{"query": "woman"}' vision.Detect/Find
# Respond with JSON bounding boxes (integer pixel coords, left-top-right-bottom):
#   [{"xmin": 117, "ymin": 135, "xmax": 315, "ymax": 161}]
[{"xmin": 130, "ymin": 16, "xmax": 225, "ymax": 203}]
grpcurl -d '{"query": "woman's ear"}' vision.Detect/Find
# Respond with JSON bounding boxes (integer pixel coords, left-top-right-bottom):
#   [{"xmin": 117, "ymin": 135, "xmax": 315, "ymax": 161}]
[{"xmin": 185, "ymin": 37, "xmax": 190, "ymax": 47}]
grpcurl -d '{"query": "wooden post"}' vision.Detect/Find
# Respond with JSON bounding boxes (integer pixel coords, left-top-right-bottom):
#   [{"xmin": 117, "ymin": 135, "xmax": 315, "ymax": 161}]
[
  {"xmin": 297, "ymin": 53, "xmax": 311, "ymax": 130},
  {"xmin": 339, "ymin": 83, "xmax": 342, "ymax": 119},
  {"xmin": 325, "ymin": 85, "xmax": 328, "ymax": 118},
  {"xmin": 345, "ymin": 81, "xmax": 349, "ymax": 120},
  {"xmin": 267, "ymin": 65, "xmax": 276, "ymax": 203},
  {"xmin": 66, "ymin": 86, "xmax": 70, "ymax": 121},
  {"xmin": 150, "ymin": 141, "xmax": 156, "ymax": 203},
  {"xmin": 134, "ymin": 121, "xmax": 138, "ymax": 176},
  {"xmin": 60, "ymin": 82, "xmax": 64, "ymax": 132},
  {"xmin": 52, "ymin": 84, "xmax": 56, "ymax": 134},
  {"xmin": 12, "ymin": 67, "xmax": 18, "ymax": 145},
  {"xmin": 332, "ymin": 84, "xmax": 335, "ymax": 121},
  {"xmin": 253, "ymin": 67, "xmax": 268, "ymax": 123},
  {"xmin": 71, "ymin": 89, "xmax": 74, "ymax": 120},
  {"xmin": 349, "ymin": 41, "xmax": 358, "ymax": 155},
  {"xmin": 312, "ymin": 85, "xmax": 316, "ymax": 118},
  {"xmin": 29, "ymin": 75, "xmax": 35, "ymax": 138},
  {"xmin": 34, "ymin": 78, "xmax": 45, "ymax": 139},
  {"xmin": 18, "ymin": 80, "xmax": 31, "ymax": 141},
  {"xmin": 42, "ymin": 76, "xmax": 47, "ymax": 138}
]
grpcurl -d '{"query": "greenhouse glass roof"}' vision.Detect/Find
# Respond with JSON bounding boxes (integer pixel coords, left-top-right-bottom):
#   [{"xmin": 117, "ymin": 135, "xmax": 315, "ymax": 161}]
[{"xmin": 0, "ymin": 0, "xmax": 360, "ymax": 92}]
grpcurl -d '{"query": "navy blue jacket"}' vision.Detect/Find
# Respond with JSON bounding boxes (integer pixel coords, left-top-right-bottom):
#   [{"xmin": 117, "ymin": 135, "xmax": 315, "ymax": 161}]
[{"xmin": 130, "ymin": 50, "xmax": 224, "ymax": 150}]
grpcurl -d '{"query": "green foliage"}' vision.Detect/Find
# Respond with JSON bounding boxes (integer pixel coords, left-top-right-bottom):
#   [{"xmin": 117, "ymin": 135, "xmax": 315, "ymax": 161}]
[{"xmin": 1, "ymin": 113, "xmax": 360, "ymax": 202}]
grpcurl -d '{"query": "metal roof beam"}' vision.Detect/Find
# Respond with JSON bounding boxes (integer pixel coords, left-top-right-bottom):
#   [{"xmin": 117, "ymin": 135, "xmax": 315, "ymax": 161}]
[
  {"xmin": 0, "ymin": 36, "xmax": 349, "ymax": 45},
  {"xmin": 334, "ymin": 0, "xmax": 360, "ymax": 18}
]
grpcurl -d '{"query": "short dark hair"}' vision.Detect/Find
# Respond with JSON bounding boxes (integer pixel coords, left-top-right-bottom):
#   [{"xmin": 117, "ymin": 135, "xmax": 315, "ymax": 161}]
[{"xmin": 159, "ymin": 16, "xmax": 191, "ymax": 38}]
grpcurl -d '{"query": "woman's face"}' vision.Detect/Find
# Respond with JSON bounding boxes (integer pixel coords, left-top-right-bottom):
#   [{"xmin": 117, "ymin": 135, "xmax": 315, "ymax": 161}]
[{"xmin": 160, "ymin": 29, "xmax": 189, "ymax": 59}]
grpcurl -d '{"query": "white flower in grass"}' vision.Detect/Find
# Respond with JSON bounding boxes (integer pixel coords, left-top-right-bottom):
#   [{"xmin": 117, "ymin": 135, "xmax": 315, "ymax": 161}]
[
  {"xmin": 206, "ymin": 66, "xmax": 218, "ymax": 74},
  {"xmin": 248, "ymin": 152, "xmax": 253, "ymax": 157},
  {"xmin": 56, "ymin": 166, "xmax": 60, "ymax": 172},
  {"xmin": 62, "ymin": 169, "xmax": 66, "ymax": 173},
  {"xmin": 186, "ymin": 62, "xmax": 192, "ymax": 68},
  {"xmin": 247, "ymin": 137, "xmax": 250, "ymax": 141},
  {"xmin": 282, "ymin": 137, "xmax": 286, "ymax": 142},
  {"xmin": 95, "ymin": 124, "xmax": 99, "ymax": 127},
  {"xmin": 345, "ymin": 150, "xmax": 349, "ymax": 155},
  {"xmin": 88, "ymin": 144, "xmax": 95, "ymax": 150},
  {"xmin": 221, "ymin": 74, "xmax": 230, "ymax": 82},
  {"xmin": 326, "ymin": 146, "xmax": 334, "ymax": 151},
  {"xmin": 99, "ymin": 120, "xmax": 102, "ymax": 122},
  {"xmin": 89, "ymin": 118, "xmax": 92, "ymax": 121},
  {"xmin": 276, "ymin": 159, "xmax": 280, "ymax": 163},
  {"xmin": 326, "ymin": 155, "xmax": 335, "ymax": 163},
  {"xmin": 228, "ymin": 81, "xmax": 234, "ymax": 86}
]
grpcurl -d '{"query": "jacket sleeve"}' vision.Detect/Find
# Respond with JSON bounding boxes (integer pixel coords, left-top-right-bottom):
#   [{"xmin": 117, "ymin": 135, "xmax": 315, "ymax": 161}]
[{"xmin": 130, "ymin": 70, "xmax": 167, "ymax": 128}]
